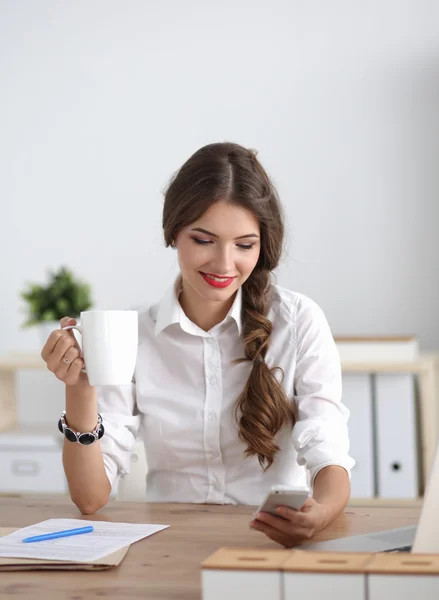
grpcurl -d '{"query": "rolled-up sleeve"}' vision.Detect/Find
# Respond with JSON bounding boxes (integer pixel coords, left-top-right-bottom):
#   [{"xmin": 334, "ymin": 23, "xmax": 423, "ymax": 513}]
[
  {"xmin": 97, "ymin": 383, "xmax": 140, "ymax": 491},
  {"xmin": 292, "ymin": 296, "xmax": 355, "ymax": 485}
]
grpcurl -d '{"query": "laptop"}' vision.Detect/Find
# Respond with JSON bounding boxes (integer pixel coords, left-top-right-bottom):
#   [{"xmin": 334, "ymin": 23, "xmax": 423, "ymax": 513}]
[{"xmin": 302, "ymin": 443, "xmax": 439, "ymax": 553}]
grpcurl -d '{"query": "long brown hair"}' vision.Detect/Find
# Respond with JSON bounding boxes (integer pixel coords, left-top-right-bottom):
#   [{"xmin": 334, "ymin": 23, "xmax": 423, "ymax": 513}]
[{"xmin": 162, "ymin": 142, "xmax": 295, "ymax": 468}]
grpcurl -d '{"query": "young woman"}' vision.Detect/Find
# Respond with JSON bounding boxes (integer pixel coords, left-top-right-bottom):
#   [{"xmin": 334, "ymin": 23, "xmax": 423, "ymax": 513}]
[{"xmin": 41, "ymin": 142, "xmax": 354, "ymax": 548}]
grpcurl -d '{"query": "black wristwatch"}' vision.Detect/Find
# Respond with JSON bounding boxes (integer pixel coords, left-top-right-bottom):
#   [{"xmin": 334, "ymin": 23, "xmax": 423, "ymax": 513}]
[{"xmin": 58, "ymin": 410, "xmax": 105, "ymax": 446}]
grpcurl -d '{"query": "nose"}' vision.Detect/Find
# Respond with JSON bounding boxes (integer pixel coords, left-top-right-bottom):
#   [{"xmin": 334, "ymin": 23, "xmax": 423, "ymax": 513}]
[{"xmin": 211, "ymin": 244, "xmax": 234, "ymax": 275}]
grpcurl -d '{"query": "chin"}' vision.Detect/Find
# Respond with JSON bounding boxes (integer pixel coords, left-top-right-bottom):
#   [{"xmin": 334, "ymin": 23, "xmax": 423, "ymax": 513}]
[{"xmin": 199, "ymin": 286, "xmax": 237, "ymax": 303}]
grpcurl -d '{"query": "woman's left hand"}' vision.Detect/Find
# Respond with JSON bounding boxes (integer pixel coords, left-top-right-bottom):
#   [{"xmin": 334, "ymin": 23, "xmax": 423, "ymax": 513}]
[{"xmin": 249, "ymin": 497, "xmax": 329, "ymax": 548}]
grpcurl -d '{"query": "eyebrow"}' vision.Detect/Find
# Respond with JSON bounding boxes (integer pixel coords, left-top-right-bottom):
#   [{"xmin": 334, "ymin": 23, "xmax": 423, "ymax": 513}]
[{"xmin": 190, "ymin": 227, "xmax": 260, "ymax": 240}]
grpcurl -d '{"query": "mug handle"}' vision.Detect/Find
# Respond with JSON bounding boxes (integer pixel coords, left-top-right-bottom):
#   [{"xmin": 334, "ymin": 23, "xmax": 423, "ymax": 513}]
[{"xmin": 61, "ymin": 325, "xmax": 87, "ymax": 373}]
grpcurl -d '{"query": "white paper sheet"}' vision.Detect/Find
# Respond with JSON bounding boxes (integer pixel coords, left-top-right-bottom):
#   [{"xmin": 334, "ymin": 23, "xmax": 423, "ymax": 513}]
[{"xmin": 0, "ymin": 518, "xmax": 169, "ymax": 562}]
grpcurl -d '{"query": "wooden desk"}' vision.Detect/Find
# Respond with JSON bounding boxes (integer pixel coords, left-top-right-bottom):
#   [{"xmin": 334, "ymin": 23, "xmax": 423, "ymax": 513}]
[{"xmin": 0, "ymin": 496, "xmax": 419, "ymax": 600}]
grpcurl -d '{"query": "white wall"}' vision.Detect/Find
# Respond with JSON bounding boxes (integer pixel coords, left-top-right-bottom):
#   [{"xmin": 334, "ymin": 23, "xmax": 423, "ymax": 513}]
[{"xmin": 1, "ymin": 0, "xmax": 438, "ymax": 376}]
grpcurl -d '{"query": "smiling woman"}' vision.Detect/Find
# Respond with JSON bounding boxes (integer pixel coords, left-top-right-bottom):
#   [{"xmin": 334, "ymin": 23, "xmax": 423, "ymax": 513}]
[
  {"xmin": 162, "ymin": 144, "xmax": 291, "ymax": 469},
  {"xmin": 41, "ymin": 141, "xmax": 354, "ymax": 549}
]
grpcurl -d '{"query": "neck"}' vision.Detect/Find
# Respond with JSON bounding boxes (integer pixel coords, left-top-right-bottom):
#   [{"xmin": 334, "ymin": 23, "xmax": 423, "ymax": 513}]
[{"xmin": 179, "ymin": 284, "xmax": 235, "ymax": 332}]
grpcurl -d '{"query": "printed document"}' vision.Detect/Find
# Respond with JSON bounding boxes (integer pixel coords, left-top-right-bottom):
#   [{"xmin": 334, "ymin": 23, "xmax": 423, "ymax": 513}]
[{"xmin": 0, "ymin": 518, "xmax": 169, "ymax": 562}]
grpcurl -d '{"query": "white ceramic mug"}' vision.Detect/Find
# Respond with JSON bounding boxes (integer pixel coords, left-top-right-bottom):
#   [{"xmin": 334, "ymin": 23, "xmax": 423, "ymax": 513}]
[{"xmin": 62, "ymin": 310, "xmax": 138, "ymax": 386}]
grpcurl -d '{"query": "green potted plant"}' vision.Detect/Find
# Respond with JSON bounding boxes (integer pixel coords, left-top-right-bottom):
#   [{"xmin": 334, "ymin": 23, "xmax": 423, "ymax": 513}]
[{"xmin": 21, "ymin": 266, "xmax": 93, "ymax": 344}]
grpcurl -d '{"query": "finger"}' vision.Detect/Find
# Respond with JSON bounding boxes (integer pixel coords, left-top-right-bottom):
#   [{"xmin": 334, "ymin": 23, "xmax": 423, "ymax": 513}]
[
  {"xmin": 254, "ymin": 511, "xmax": 303, "ymax": 536},
  {"xmin": 64, "ymin": 357, "xmax": 85, "ymax": 386},
  {"xmin": 46, "ymin": 333, "xmax": 77, "ymax": 371},
  {"xmin": 43, "ymin": 315, "xmax": 77, "ymax": 352},
  {"xmin": 59, "ymin": 316, "xmax": 78, "ymax": 342},
  {"xmin": 60, "ymin": 316, "xmax": 76, "ymax": 328},
  {"xmin": 251, "ymin": 519, "xmax": 310, "ymax": 546},
  {"xmin": 53, "ymin": 356, "xmax": 71, "ymax": 381},
  {"xmin": 298, "ymin": 498, "xmax": 316, "ymax": 513},
  {"xmin": 274, "ymin": 506, "xmax": 311, "ymax": 525},
  {"xmin": 255, "ymin": 507, "xmax": 309, "ymax": 528},
  {"xmin": 250, "ymin": 520, "xmax": 299, "ymax": 548},
  {"xmin": 53, "ymin": 348, "xmax": 80, "ymax": 382},
  {"xmin": 62, "ymin": 346, "xmax": 80, "ymax": 365},
  {"xmin": 41, "ymin": 328, "xmax": 64, "ymax": 361}
]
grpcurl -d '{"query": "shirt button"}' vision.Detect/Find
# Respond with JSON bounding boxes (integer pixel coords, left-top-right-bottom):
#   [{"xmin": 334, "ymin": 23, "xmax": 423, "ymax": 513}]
[{"xmin": 208, "ymin": 411, "xmax": 217, "ymax": 421}]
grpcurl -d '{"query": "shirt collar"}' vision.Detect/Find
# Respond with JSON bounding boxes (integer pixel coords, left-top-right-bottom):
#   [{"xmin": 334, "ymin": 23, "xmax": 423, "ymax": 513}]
[
  {"xmin": 154, "ymin": 278, "xmax": 183, "ymax": 336},
  {"xmin": 226, "ymin": 285, "xmax": 242, "ymax": 335},
  {"xmin": 155, "ymin": 277, "xmax": 242, "ymax": 336}
]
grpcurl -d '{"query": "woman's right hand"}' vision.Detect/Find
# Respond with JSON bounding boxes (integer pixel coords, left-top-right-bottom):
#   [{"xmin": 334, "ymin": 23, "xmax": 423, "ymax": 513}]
[{"xmin": 41, "ymin": 317, "xmax": 88, "ymax": 387}]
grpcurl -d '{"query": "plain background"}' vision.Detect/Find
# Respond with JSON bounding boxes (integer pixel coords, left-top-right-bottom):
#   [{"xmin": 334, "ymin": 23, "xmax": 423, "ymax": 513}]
[{"xmin": 1, "ymin": 1, "xmax": 438, "ymax": 424}]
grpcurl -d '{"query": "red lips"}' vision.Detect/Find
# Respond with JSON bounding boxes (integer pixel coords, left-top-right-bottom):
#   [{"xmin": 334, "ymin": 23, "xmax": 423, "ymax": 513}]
[{"xmin": 200, "ymin": 272, "xmax": 235, "ymax": 288}]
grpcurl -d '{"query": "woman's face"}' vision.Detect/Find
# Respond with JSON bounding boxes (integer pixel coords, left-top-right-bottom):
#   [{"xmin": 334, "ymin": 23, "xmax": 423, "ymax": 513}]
[{"xmin": 175, "ymin": 200, "xmax": 261, "ymax": 306}]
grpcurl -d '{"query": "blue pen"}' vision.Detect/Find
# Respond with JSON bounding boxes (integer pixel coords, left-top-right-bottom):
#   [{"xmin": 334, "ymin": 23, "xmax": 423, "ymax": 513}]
[{"xmin": 22, "ymin": 525, "xmax": 94, "ymax": 543}]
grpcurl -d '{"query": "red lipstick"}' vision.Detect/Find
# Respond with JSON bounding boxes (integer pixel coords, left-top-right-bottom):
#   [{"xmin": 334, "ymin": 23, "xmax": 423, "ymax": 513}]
[{"xmin": 200, "ymin": 272, "xmax": 235, "ymax": 288}]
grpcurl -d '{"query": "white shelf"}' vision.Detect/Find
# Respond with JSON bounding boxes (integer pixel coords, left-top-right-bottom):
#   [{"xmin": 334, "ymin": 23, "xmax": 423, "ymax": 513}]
[
  {"xmin": 0, "ymin": 424, "xmax": 67, "ymax": 495},
  {"xmin": 341, "ymin": 354, "xmax": 439, "ymax": 373}
]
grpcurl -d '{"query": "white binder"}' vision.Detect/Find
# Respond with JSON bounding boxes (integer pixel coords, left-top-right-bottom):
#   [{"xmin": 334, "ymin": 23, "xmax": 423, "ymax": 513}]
[
  {"xmin": 375, "ymin": 373, "xmax": 419, "ymax": 498},
  {"xmin": 342, "ymin": 374, "xmax": 375, "ymax": 498}
]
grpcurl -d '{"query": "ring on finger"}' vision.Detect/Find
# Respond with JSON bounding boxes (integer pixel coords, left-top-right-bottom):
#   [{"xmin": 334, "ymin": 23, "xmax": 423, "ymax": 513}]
[{"xmin": 63, "ymin": 358, "xmax": 72, "ymax": 365}]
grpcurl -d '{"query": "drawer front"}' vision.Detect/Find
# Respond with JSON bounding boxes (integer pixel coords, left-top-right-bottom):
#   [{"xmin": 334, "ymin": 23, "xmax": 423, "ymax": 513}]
[{"xmin": 0, "ymin": 449, "xmax": 67, "ymax": 493}]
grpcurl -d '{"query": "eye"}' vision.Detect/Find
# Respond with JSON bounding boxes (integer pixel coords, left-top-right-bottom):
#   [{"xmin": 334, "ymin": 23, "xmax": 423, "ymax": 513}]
[
  {"xmin": 193, "ymin": 238, "xmax": 212, "ymax": 245},
  {"xmin": 237, "ymin": 244, "xmax": 254, "ymax": 251}
]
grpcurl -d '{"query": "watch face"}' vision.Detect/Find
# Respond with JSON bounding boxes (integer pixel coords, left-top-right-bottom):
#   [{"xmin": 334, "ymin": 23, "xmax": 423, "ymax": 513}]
[
  {"xmin": 65, "ymin": 428, "xmax": 78, "ymax": 443},
  {"xmin": 78, "ymin": 433, "xmax": 96, "ymax": 446}
]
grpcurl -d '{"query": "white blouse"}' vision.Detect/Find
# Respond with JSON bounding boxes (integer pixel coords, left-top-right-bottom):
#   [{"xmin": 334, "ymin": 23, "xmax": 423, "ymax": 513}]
[{"xmin": 98, "ymin": 280, "xmax": 354, "ymax": 505}]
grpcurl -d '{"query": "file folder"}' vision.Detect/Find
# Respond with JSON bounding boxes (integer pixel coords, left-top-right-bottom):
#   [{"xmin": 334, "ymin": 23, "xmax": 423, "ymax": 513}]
[
  {"xmin": 342, "ymin": 374, "xmax": 375, "ymax": 498},
  {"xmin": 375, "ymin": 374, "xmax": 419, "ymax": 498}
]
